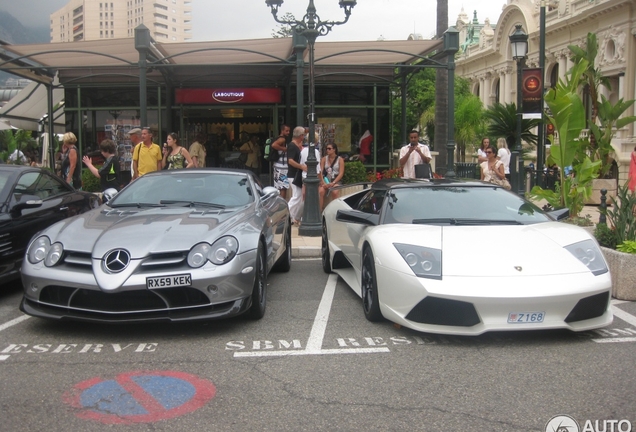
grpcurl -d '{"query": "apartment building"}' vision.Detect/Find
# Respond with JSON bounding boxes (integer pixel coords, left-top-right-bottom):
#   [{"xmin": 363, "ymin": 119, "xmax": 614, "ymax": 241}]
[{"xmin": 50, "ymin": 0, "xmax": 192, "ymax": 43}]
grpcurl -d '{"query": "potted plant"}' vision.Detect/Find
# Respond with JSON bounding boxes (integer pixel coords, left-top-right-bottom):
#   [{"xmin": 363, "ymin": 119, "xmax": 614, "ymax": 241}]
[{"xmin": 595, "ymin": 184, "xmax": 636, "ymax": 300}]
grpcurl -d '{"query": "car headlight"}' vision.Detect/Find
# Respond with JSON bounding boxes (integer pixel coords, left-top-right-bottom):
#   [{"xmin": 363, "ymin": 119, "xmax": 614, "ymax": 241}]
[
  {"xmin": 394, "ymin": 243, "xmax": 442, "ymax": 279},
  {"xmin": 27, "ymin": 237, "xmax": 65, "ymax": 267},
  {"xmin": 27, "ymin": 236, "xmax": 51, "ymax": 264},
  {"xmin": 45, "ymin": 243, "xmax": 64, "ymax": 267},
  {"xmin": 564, "ymin": 239, "xmax": 608, "ymax": 276},
  {"xmin": 187, "ymin": 236, "xmax": 239, "ymax": 268}
]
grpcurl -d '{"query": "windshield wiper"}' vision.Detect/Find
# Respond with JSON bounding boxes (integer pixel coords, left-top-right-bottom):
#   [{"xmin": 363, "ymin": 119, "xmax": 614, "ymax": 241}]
[
  {"xmin": 109, "ymin": 202, "xmax": 165, "ymax": 208},
  {"xmin": 159, "ymin": 200, "xmax": 226, "ymax": 209},
  {"xmin": 412, "ymin": 218, "xmax": 523, "ymax": 226}
]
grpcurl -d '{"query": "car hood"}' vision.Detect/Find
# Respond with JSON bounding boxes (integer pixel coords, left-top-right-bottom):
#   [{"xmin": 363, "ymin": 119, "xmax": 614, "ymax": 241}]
[
  {"xmin": 43, "ymin": 205, "xmax": 252, "ymax": 259},
  {"xmin": 373, "ymin": 222, "xmax": 598, "ymax": 277}
]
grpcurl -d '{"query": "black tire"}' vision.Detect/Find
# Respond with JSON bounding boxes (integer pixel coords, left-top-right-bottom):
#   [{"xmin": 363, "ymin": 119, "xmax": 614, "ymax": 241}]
[
  {"xmin": 247, "ymin": 242, "xmax": 267, "ymax": 320},
  {"xmin": 321, "ymin": 220, "xmax": 332, "ymax": 273},
  {"xmin": 273, "ymin": 220, "xmax": 292, "ymax": 272},
  {"xmin": 361, "ymin": 247, "xmax": 382, "ymax": 322}
]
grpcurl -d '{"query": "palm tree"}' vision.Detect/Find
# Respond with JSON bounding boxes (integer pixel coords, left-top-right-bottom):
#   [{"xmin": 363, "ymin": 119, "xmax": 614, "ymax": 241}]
[{"xmin": 483, "ymin": 102, "xmax": 540, "ymax": 151}]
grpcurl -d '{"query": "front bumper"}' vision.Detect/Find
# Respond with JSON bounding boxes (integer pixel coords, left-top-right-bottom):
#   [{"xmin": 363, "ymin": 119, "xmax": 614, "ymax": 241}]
[
  {"xmin": 375, "ymin": 264, "xmax": 613, "ymax": 335},
  {"xmin": 20, "ymin": 249, "xmax": 258, "ymax": 323}
]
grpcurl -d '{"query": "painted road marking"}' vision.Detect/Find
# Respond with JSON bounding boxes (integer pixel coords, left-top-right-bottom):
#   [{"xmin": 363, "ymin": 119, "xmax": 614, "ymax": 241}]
[
  {"xmin": 62, "ymin": 371, "xmax": 216, "ymax": 424},
  {"xmin": 0, "ymin": 315, "xmax": 30, "ymax": 332},
  {"xmin": 234, "ymin": 273, "xmax": 390, "ymax": 358}
]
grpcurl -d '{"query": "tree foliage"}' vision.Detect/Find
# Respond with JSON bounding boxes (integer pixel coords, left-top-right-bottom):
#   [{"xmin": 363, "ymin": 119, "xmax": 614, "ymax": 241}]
[
  {"xmin": 271, "ymin": 13, "xmax": 296, "ymax": 38},
  {"xmin": 483, "ymin": 102, "xmax": 540, "ymax": 150}
]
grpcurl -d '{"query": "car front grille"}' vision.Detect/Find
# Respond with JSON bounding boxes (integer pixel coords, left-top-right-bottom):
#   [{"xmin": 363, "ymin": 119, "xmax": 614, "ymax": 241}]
[
  {"xmin": 39, "ymin": 285, "xmax": 211, "ymax": 312},
  {"xmin": 565, "ymin": 291, "xmax": 610, "ymax": 323},
  {"xmin": 405, "ymin": 296, "xmax": 481, "ymax": 327},
  {"xmin": 60, "ymin": 251, "xmax": 188, "ymax": 272}
]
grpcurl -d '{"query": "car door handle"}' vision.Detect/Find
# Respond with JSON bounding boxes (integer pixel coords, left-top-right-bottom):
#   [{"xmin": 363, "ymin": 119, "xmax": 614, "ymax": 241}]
[{"xmin": 59, "ymin": 206, "xmax": 69, "ymax": 211}]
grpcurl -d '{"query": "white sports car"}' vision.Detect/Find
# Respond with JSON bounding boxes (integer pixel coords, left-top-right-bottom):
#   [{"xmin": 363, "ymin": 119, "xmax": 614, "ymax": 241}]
[{"xmin": 321, "ymin": 179, "xmax": 613, "ymax": 335}]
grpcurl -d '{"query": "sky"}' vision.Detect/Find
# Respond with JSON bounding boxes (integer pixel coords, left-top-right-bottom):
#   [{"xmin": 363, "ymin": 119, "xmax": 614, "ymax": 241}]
[{"xmin": 0, "ymin": 0, "xmax": 508, "ymax": 42}]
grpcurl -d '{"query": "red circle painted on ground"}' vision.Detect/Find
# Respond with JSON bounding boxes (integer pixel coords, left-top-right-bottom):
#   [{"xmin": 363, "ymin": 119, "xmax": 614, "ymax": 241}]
[{"xmin": 62, "ymin": 370, "xmax": 216, "ymax": 424}]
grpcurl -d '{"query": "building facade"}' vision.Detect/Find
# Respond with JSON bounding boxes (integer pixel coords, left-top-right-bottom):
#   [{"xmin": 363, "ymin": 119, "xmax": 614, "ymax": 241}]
[
  {"xmin": 455, "ymin": 0, "xmax": 636, "ymax": 182},
  {"xmin": 50, "ymin": 0, "xmax": 192, "ymax": 43}
]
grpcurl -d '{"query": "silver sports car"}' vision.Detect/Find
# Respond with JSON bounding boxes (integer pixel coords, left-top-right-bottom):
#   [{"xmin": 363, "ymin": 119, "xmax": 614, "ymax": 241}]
[
  {"xmin": 322, "ymin": 178, "xmax": 613, "ymax": 335},
  {"xmin": 20, "ymin": 169, "xmax": 291, "ymax": 323}
]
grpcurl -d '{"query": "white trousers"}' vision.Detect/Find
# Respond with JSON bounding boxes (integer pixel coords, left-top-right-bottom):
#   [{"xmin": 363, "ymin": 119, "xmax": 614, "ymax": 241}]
[{"xmin": 288, "ymin": 183, "xmax": 304, "ymax": 222}]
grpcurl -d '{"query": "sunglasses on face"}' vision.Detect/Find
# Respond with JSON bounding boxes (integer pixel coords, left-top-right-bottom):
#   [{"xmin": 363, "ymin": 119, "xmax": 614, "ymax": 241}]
[
  {"xmin": 486, "ymin": 150, "xmax": 493, "ymax": 154},
  {"xmin": 326, "ymin": 147, "xmax": 334, "ymax": 150}
]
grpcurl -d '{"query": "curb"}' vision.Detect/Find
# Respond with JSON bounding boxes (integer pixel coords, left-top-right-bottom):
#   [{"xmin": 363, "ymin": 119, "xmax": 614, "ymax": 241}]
[{"xmin": 292, "ymin": 246, "xmax": 321, "ymax": 259}]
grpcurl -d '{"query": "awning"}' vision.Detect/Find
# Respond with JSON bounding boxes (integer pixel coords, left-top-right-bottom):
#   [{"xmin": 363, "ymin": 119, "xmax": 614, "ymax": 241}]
[{"xmin": 0, "ymin": 80, "xmax": 65, "ymax": 133}]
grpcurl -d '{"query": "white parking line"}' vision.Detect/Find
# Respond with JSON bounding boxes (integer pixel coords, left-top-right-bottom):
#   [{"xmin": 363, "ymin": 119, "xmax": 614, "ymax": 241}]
[
  {"xmin": 0, "ymin": 315, "xmax": 30, "ymax": 332},
  {"xmin": 610, "ymin": 305, "xmax": 636, "ymax": 328},
  {"xmin": 235, "ymin": 273, "xmax": 390, "ymax": 358}
]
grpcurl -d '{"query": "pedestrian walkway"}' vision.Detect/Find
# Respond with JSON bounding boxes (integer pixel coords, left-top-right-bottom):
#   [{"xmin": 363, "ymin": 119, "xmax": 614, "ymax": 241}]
[{"xmin": 289, "ymin": 204, "xmax": 606, "ymax": 260}]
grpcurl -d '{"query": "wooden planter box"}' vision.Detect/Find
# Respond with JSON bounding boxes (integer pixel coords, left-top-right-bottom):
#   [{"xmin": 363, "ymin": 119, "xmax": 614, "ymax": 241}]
[{"xmin": 601, "ymin": 246, "xmax": 636, "ymax": 301}]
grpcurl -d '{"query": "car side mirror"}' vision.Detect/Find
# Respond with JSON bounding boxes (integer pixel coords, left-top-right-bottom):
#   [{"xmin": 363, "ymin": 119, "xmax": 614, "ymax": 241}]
[
  {"xmin": 547, "ymin": 207, "xmax": 569, "ymax": 221},
  {"xmin": 336, "ymin": 209, "xmax": 379, "ymax": 226},
  {"xmin": 10, "ymin": 194, "xmax": 43, "ymax": 216},
  {"xmin": 262, "ymin": 186, "xmax": 279, "ymax": 199}
]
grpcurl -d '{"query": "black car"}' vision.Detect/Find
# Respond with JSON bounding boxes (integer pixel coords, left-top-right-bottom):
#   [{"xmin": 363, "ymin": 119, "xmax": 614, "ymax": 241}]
[{"xmin": 0, "ymin": 165, "xmax": 100, "ymax": 284}]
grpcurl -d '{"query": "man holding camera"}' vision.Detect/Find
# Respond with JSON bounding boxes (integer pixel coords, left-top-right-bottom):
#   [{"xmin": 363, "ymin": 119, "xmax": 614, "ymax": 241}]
[{"xmin": 399, "ymin": 130, "xmax": 432, "ymax": 179}]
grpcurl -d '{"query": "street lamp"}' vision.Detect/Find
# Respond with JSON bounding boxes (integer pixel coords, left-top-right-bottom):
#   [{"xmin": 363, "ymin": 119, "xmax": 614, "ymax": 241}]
[
  {"xmin": 509, "ymin": 24, "xmax": 528, "ymax": 196},
  {"xmin": 265, "ymin": 0, "xmax": 356, "ymax": 237}
]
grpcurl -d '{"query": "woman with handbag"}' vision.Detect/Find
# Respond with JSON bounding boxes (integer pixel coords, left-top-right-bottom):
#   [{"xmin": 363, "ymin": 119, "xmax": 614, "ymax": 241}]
[
  {"xmin": 319, "ymin": 143, "xmax": 345, "ymax": 210},
  {"xmin": 480, "ymin": 144, "xmax": 511, "ymax": 190}
]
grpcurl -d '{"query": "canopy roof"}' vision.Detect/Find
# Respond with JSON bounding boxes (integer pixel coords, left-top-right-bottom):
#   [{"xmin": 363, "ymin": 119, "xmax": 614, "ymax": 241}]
[{"xmin": 0, "ymin": 36, "xmax": 444, "ymax": 87}]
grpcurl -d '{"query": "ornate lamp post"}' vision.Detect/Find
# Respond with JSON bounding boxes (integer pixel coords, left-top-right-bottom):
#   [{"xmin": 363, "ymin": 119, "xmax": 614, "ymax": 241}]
[
  {"xmin": 265, "ymin": 0, "xmax": 356, "ymax": 236},
  {"xmin": 509, "ymin": 24, "xmax": 528, "ymax": 196}
]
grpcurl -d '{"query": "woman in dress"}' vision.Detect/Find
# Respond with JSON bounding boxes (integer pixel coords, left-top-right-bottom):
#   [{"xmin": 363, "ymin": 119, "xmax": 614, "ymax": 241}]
[
  {"xmin": 480, "ymin": 144, "xmax": 506, "ymax": 184},
  {"xmin": 319, "ymin": 143, "xmax": 345, "ymax": 210},
  {"xmin": 162, "ymin": 132, "xmax": 194, "ymax": 170},
  {"xmin": 60, "ymin": 132, "xmax": 82, "ymax": 189},
  {"xmin": 496, "ymin": 137, "xmax": 511, "ymax": 180},
  {"xmin": 629, "ymin": 146, "xmax": 636, "ymax": 192}
]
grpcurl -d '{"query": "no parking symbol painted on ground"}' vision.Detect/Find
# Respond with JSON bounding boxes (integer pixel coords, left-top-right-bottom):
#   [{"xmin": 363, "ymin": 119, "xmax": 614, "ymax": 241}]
[{"xmin": 62, "ymin": 370, "xmax": 216, "ymax": 424}]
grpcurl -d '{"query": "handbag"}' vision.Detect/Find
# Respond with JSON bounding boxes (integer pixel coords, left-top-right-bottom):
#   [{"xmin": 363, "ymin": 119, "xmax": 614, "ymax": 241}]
[{"xmin": 490, "ymin": 176, "xmax": 512, "ymax": 190}]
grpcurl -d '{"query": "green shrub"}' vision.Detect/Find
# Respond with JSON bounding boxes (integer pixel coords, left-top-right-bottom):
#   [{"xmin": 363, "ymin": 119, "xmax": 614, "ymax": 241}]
[
  {"xmin": 342, "ymin": 161, "xmax": 367, "ymax": 184},
  {"xmin": 81, "ymin": 167, "xmax": 101, "ymax": 192},
  {"xmin": 594, "ymin": 223, "xmax": 617, "ymax": 249},
  {"xmin": 605, "ymin": 183, "xmax": 636, "ymax": 245},
  {"xmin": 617, "ymin": 240, "xmax": 636, "ymax": 254}
]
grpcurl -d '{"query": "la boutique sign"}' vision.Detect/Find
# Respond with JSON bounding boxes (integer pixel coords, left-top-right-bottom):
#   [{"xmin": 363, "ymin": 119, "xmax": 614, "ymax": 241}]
[
  {"xmin": 212, "ymin": 91, "xmax": 245, "ymax": 103},
  {"xmin": 175, "ymin": 88, "xmax": 281, "ymax": 105}
]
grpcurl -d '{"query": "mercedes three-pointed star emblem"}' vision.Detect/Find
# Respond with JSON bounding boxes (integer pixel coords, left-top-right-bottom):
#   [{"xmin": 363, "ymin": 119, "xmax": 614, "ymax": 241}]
[{"xmin": 103, "ymin": 249, "xmax": 131, "ymax": 273}]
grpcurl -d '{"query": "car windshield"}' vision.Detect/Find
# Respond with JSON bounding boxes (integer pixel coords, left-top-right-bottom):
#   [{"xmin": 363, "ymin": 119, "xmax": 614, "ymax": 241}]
[
  {"xmin": 110, "ymin": 172, "xmax": 254, "ymax": 208},
  {"xmin": 383, "ymin": 186, "xmax": 551, "ymax": 225}
]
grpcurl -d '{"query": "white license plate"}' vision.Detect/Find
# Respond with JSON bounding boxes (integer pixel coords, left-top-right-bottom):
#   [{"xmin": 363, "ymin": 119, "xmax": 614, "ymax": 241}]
[
  {"xmin": 507, "ymin": 311, "xmax": 545, "ymax": 324},
  {"xmin": 146, "ymin": 274, "xmax": 192, "ymax": 289}
]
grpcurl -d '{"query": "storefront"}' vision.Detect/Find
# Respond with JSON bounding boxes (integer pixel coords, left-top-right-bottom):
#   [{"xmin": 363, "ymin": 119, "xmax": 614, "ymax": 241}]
[{"xmin": 0, "ymin": 30, "xmax": 450, "ymax": 179}]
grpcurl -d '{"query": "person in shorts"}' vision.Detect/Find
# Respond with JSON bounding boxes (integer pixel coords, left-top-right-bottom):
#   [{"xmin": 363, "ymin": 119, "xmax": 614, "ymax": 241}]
[{"xmin": 272, "ymin": 124, "xmax": 291, "ymax": 199}]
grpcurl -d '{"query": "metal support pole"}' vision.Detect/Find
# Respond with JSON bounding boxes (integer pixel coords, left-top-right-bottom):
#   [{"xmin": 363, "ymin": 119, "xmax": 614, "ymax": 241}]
[
  {"xmin": 401, "ymin": 67, "xmax": 407, "ymax": 147},
  {"xmin": 135, "ymin": 25, "xmax": 150, "ymax": 128},
  {"xmin": 294, "ymin": 34, "xmax": 306, "ymax": 129},
  {"xmin": 444, "ymin": 27, "xmax": 459, "ymax": 177},
  {"xmin": 47, "ymin": 84, "xmax": 55, "ymax": 171},
  {"xmin": 513, "ymin": 58, "xmax": 525, "ymax": 196},
  {"xmin": 299, "ymin": 31, "xmax": 321, "ymax": 236},
  {"xmin": 535, "ymin": 1, "xmax": 547, "ymax": 188}
]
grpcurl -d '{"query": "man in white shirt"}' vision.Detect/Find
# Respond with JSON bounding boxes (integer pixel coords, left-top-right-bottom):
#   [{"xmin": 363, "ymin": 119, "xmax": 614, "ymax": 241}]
[
  {"xmin": 399, "ymin": 130, "xmax": 432, "ymax": 179},
  {"xmin": 8, "ymin": 149, "xmax": 28, "ymax": 165}
]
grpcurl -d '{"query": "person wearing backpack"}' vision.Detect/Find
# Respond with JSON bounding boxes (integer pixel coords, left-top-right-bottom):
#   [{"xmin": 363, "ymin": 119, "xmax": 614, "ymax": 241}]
[{"xmin": 271, "ymin": 124, "xmax": 291, "ymax": 199}]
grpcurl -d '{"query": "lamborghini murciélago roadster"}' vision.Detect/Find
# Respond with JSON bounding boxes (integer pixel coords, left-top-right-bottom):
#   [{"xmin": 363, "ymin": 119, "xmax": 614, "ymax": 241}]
[{"xmin": 321, "ymin": 178, "xmax": 612, "ymax": 335}]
